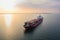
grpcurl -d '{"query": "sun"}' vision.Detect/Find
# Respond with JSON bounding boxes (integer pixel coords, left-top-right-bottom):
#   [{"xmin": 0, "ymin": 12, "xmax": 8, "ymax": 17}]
[
  {"xmin": 1, "ymin": 0, "xmax": 25, "ymax": 11},
  {"xmin": 0, "ymin": 0, "xmax": 28, "ymax": 13},
  {"xmin": 1, "ymin": 0, "xmax": 16, "ymax": 11}
]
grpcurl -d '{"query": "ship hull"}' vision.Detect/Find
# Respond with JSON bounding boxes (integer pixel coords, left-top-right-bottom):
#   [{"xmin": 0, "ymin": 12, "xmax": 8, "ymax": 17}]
[{"xmin": 24, "ymin": 18, "xmax": 43, "ymax": 30}]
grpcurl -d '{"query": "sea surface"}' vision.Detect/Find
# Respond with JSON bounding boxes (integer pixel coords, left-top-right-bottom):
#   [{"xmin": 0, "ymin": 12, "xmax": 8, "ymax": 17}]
[{"xmin": 0, "ymin": 13, "xmax": 60, "ymax": 40}]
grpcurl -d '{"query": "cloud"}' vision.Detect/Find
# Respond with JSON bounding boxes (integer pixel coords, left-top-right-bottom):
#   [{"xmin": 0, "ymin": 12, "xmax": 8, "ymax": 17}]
[
  {"xmin": 16, "ymin": 0, "xmax": 60, "ymax": 13},
  {"xmin": 26, "ymin": 0, "xmax": 60, "ymax": 8},
  {"xmin": 19, "ymin": 0, "xmax": 60, "ymax": 8},
  {"xmin": 0, "ymin": 0, "xmax": 60, "ymax": 13}
]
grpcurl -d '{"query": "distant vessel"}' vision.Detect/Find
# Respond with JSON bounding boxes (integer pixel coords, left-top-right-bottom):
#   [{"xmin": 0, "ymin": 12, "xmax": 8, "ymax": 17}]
[{"xmin": 24, "ymin": 16, "xmax": 43, "ymax": 30}]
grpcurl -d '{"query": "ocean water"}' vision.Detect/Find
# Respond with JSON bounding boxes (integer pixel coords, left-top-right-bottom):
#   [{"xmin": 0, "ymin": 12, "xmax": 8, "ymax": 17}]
[{"xmin": 0, "ymin": 13, "xmax": 60, "ymax": 40}]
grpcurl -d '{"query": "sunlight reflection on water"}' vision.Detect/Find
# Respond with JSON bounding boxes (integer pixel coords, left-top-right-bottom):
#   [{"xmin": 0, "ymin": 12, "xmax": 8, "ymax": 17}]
[{"xmin": 4, "ymin": 14, "xmax": 12, "ymax": 27}]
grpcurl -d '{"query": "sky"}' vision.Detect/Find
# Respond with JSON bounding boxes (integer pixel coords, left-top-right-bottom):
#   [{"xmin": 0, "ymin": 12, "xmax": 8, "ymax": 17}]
[{"xmin": 0, "ymin": 0, "xmax": 60, "ymax": 13}]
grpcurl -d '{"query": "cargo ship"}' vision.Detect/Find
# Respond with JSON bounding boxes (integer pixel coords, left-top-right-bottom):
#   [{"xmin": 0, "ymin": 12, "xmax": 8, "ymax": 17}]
[{"xmin": 24, "ymin": 16, "xmax": 43, "ymax": 30}]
